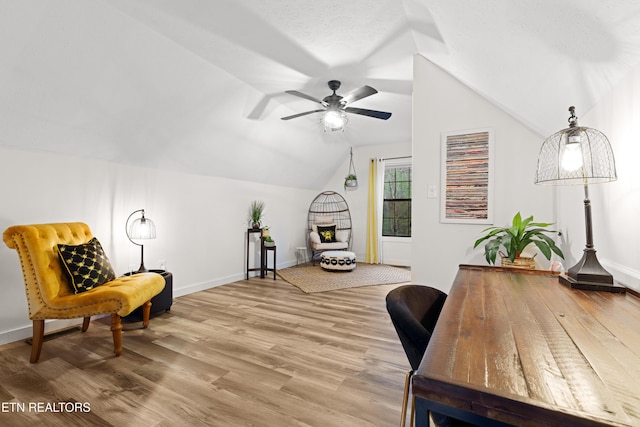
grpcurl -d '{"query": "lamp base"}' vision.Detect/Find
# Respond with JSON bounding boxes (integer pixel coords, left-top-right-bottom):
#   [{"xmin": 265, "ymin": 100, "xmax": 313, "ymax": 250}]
[
  {"xmin": 559, "ymin": 248, "xmax": 625, "ymax": 293},
  {"xmin": 559, "ymin": 274, "xmax": 625, "ymax": 293}
]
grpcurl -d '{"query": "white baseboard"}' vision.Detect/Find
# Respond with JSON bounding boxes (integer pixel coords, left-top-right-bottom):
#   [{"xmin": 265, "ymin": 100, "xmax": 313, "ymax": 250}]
[
  {"xmin": 602, "ymin": 258, "xmax": 640, "ymax": 292},
  {"xmin": 0, "ymin": 318, "xmax": 85, "ymax": 346},
  {"xmin": 382, "ymin": 258, "xmax": 411, "ymax": 267},
  {"xmin": 0, "ymin": 259, "xmax": 301, "ymax": 345}
]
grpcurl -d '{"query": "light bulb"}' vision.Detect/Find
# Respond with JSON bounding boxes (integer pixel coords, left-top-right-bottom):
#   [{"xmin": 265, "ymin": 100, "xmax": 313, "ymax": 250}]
[
  {"xmin": 323, "ymin": 110, "xmax": 347, "ymax": 131},
  {"xmin": 561, "ymin": 141, "xmax": 583, "ymax": 172}
]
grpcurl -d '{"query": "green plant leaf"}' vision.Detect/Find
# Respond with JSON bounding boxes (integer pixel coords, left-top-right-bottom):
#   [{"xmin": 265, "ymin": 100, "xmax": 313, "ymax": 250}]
[
  {"xmin": 484, "ymin": 239, "xmax": 501, "ymax": 264},
  {"xmin": 533, "ymin": 240, "xmax": 552, "ymax": 260},
  {"xmin": 535, "ymin": 233, "xmax": 564, "ymax": 259},
  {"xmin": 473, "ymin": 228, "xmax": 503, "ymax": 248},
  {"xmin": 529, "ymin": 222, "xmax": 554, "ymax": 228},
  {"xmin": 472, "ymin": 212, "xmax": 564, "ymax": 265},
  {"xmin": 512, "ymin": 212, "xmax": 522, "ymax": 227}
]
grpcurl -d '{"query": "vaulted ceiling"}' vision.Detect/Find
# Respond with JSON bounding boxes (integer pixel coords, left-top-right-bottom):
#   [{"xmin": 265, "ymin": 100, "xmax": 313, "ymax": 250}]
[{"xmin": 2, "ymin": 0, "xmax": 639, "ymax": 189}]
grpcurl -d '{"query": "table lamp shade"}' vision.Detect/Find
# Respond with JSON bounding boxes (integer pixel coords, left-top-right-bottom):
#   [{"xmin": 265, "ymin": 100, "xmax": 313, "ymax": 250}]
[
  {"xmin": 535, "ymin": 123, "xmax": 617, "ymax": 185},
  {"xmin": 128, "ymin": 216, "xmax": 156, "ymax": 240}
]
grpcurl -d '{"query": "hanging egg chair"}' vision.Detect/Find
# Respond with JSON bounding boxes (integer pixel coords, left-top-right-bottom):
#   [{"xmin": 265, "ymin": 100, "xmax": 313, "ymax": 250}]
[{"xmin": 307, "ymin": 191, "xmax": 352, "ymax": 264}]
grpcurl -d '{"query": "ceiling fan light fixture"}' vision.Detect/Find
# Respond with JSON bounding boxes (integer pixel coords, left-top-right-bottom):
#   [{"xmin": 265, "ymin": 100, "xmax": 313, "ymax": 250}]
[
  {"xmin": 282, "ymin": 80, "xmax": 391, "ymax": 128},
  {"xmin": 322, "ymin": 110, "xmax": 348, "ymax": 132}
]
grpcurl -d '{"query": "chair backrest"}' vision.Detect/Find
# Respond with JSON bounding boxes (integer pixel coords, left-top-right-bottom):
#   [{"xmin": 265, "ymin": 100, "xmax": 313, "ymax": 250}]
[
  {"xmin": 385, "ymin": 284, "xmax": 447, "ymax": 370},
  {"xmin": 307, "ymin": 191, "xmax": 352, "ymax": 248},
  {"xmin": 3, "ymin": 223, "xmax": 94, "ymax": 318}
]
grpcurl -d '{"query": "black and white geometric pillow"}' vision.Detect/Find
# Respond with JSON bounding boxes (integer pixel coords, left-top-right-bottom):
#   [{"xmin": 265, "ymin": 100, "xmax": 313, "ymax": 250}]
[{"xmin": 58, "ymin": 237, "xmax": 116, "ymax": 294}]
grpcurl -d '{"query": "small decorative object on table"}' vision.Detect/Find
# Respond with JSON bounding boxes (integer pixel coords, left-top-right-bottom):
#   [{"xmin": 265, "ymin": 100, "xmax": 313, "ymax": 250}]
[{"xmin": 473, "ymin": 212, "xmax": 564, "ymax": 269}]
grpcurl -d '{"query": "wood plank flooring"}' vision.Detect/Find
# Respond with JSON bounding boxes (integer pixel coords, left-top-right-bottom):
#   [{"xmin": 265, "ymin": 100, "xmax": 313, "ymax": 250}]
[{"xmin": 0, "ymin": 276, "xmax": 410, "ymax": 426}]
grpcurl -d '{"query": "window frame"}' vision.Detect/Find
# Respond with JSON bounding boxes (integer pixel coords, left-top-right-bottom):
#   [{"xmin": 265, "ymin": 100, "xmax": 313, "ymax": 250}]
[{"xmin": 382, "ymin": 159, "xmax": 412, "ymax": 238}]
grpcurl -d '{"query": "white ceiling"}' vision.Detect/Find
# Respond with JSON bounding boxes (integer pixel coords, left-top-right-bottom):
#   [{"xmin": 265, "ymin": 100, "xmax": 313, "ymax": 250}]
[{"xmin": 1, "ymin": 0, "xmax": 640, "ymax": 189}]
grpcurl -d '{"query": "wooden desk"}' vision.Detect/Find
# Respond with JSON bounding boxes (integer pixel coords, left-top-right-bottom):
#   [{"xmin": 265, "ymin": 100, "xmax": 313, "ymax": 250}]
[{"xmin": 413, "ymin": 265, "xmax": 640, "ymax": 427}]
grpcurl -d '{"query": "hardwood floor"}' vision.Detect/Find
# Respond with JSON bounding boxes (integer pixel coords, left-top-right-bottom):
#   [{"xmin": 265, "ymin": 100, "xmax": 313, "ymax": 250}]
[{"xmin": 0, "ymin": 276, "xmax": 410, "ymax": 426}]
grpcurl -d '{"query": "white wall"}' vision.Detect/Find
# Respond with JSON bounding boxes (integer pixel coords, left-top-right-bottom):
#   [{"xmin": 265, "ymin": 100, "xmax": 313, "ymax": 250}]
[
  {"xmin": 0, "ymin": 146, "xmax": 316, "ymax": 344},
  {"xmin": 323, "ymin": 142, "xmax": 412, "ymax": 264},
  {"xmin": 555, "ymin": 69, "xmax": 640, "ymax": 292},
  {"xmin": 411, "ymin": 55, "xmax": 556, "ymax": 292}
]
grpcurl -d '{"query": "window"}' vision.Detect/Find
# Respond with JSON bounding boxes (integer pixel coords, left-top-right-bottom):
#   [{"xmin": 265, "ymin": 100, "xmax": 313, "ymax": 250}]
[{"xmin": 382, "ymin": 164, "xmax": 411, "ymax": 237}]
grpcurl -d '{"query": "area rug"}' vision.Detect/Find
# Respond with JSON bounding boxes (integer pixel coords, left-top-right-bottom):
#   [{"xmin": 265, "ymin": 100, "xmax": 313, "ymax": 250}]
[{"xmin": 277, "ymin": 263, "xmax": 411, "ymax": 293}]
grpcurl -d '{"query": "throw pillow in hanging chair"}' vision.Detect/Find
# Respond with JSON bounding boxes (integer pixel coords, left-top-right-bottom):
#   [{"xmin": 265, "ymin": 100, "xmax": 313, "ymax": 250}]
[{"xmin": 317, "ymin": 225, "xmax": 337, "ymax": 243}]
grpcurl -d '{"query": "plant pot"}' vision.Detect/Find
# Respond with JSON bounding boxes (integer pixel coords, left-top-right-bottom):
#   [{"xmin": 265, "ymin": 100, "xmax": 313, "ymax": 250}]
[
  {"xmin": 264, "ymin": 241, "xmax": 275, "ymax": 247},
  {"xmin": 345, "ymin": 179, "xmax": 358, "ymax": 187},
  {"xmin": 501, "ymin": 255, "xmax": 536, "ymax": 269}
]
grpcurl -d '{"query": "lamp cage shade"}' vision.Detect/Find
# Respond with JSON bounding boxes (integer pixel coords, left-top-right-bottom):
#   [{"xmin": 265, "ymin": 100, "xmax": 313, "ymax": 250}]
[
  {"xmin": 128, "ymin": 216, "xmax": 156, "ymax": 240},
  {"xmin": 535, "ymin": 126, "xmax": 617, "ymax": 185}
]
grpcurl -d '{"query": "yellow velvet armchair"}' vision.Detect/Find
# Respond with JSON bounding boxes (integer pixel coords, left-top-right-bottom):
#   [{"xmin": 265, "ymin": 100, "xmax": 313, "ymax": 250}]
[{"xmin": 2, "ymin": 222, "xmax": 165, "ymax": 363}]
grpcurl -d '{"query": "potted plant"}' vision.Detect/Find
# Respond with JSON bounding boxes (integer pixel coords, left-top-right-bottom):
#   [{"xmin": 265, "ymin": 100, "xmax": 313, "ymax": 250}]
[
  {"xmin": 264, "ymin": 235, "xmax": 275, "ymax": 247},
  {"xmin": 248, "ymin": 200, "xmax": 265, "ymax": 229},
  {"xmin": 344, "ymin": 174, "xmax": 358, "ymax": 188},
  {"xmin": 473, "ymin": 212, "xmax": 564, "ymax": 269}
]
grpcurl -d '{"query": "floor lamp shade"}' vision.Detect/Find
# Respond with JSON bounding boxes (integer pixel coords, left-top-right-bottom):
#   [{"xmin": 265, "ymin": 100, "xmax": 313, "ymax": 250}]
[
  {"xmin": 535, "ymin": 106, "xmax": 622, "ymax": 292},
  {"xmin": 126, "ymin": 209, "xmax": 156, "ymax": 273}
]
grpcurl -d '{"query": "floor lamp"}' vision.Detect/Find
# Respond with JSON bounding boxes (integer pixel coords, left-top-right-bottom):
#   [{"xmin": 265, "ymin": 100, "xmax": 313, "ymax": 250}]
[{"xmin": 534, "ymin": 106, "xmax": 623, "ymax": 293}]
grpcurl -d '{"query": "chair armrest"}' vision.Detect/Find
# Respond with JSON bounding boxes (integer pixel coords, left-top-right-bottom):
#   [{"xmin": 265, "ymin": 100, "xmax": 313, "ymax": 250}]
[{"xmin": 309, "ymin": 231, "xmax": 321, "ymax": 244}]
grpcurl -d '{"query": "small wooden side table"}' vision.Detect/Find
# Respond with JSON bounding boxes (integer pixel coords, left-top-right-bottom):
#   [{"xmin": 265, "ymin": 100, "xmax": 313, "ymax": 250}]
[
  {"xmin": 246, "ymin": 228, "xmax": 263, "ymax": 279},
  {"xmin": 262, "ymin": 243, "xmax": 276, "ymax": 280}
]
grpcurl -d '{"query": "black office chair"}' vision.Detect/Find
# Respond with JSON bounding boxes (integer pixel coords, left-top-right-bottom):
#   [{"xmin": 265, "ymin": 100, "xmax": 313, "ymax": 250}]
[{"xmin": 386, "ymin": 284, "xmax": 473, "ymax": 427}]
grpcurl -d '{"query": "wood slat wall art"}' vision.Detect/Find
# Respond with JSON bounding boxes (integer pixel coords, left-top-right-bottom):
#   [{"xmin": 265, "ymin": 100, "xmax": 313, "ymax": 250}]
[{"xmin": 440, "ymin": 129, "xmax": 494, "ymax": 224}]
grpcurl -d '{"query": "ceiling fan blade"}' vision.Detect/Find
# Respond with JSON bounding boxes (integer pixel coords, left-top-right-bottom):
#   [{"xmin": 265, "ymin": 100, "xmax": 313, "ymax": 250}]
[
  {"xmin": 340, "ymin": 85, "xmax": 378, "ymax": 105},
  {"xmin": 285, "ymin": 90, "xmax": 328, "ymax": 106},
  {"xmin": 281, "ymin": 109, "xmax": 325, "ymax": 120},
  {"xmin": 345, "ymin": 107, "xmax": 392, "ymax": 120}
]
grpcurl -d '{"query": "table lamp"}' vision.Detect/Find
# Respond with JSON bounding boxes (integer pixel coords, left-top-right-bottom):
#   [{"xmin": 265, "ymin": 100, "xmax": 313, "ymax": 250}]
[
  {"xmin": 126, "ymin": 209, "xmax": 156, "ymax": 273},
  {"xmin": 534, "ymin": 106, "xmax": 623, "ymax": 292}
]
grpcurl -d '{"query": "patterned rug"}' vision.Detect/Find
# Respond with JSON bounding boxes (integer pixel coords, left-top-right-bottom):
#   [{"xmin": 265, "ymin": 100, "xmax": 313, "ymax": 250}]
[{"xmin": 277, "ymin": 262, "xmax": 411, "ymax": 293}]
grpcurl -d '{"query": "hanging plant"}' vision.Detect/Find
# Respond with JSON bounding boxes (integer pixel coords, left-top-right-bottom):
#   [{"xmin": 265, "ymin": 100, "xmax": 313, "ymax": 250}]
[
  {"xmin": 344, "ymin": 147, "xmax": 358, "ymax": 191},
  {"xmin": 344, "ymin": 173, "xmax": 358, "ymax": 188}
]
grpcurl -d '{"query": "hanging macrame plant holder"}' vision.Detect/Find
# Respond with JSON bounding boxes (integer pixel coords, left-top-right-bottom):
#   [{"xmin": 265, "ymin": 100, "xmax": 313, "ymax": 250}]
[{"xmin": 344, "ymin": 147, "xmax": 358, "ymax": 191}]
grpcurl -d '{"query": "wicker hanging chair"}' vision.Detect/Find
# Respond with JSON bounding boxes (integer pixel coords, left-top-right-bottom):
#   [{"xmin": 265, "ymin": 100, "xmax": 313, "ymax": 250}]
[{"xmin": 307, "ymin": 191, "xmax": 352, "ymax": 263}]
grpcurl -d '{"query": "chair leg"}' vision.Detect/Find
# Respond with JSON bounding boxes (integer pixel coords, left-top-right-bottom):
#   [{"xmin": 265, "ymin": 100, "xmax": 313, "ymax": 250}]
[
  {"xmin": 81, "ymin": 316, "xmax": 91, "ymax": 332},
  {"xmin": 410, "ymin": 393, "xmax": 415, "ymax": 427},
  {"xmin": 400, "ymin": 369, "xmax": 413, "ymax": 427},
  {"xmin": 110, "ymin": 314, "xmax": 123, "ymax": 357},
  {"xmin": 141, "ymin": 300, "xmax": 152, "ymax": 329},
  {"xmin": 30, "ymin": 319, "xmax": 45, "ymax": 363}
]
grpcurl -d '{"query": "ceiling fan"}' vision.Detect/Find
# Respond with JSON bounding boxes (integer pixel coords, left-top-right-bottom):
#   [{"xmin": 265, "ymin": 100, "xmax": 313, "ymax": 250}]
[{"xmin": 281, "ymin": 80, "xmax": 392, "ymax": 128}]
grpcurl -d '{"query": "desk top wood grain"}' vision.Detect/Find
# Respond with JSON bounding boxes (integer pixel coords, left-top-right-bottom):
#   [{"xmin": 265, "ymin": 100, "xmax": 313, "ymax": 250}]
[{"xmin": 412, "ymin": 265, "xmax": 640, "ymax": 427}]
